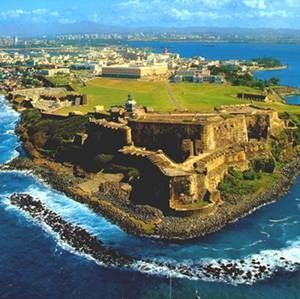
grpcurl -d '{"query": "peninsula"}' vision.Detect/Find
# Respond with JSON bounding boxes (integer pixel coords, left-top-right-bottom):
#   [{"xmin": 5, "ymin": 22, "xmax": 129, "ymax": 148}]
[
  {"xmin": 7, "ymin": 96, "xmax": 300, "ymax": 240},
  {"xmin": 1, "ymin": 45, "xmax": 300, "ymax": 240}
]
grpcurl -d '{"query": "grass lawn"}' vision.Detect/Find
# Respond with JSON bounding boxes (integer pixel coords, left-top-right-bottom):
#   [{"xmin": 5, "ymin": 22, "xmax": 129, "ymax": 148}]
[
  {"xmin": 172, "ymin": 83, "xmax": 258, "ymax": 112},
  {"xmin": 47, "ymin": 75, "xmax": 71, "ymax": 86},
  {"xmin": 220, "ymin": 171, "xmax": 279, "ymax": 198},
  {"xmin": 56, "ymin": 78, "xmax": 173, "ymax": 114},
  {"xmin": 54, "ymin": 78, "xmax": 300, "ymax": 117},
  {"xmin": 251, "ymin": 101, "xmax": 300, "ymax": 116}
]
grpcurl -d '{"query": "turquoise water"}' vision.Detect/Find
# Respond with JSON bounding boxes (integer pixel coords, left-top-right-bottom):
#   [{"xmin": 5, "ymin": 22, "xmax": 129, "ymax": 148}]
[
  {"xmin": 285, "ymin": 95, "xmax": 300, "ymax": 106},
  {"xmin": 1, "ymin": 97, "xmax": 300, "ymax": 299},
  {"xmin": 1, "ymin": 42, "xmax": 300, "ymax": 299}
]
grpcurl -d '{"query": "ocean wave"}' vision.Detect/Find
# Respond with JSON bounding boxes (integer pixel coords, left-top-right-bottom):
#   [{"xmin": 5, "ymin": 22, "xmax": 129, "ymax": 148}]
[
  {"xmin": 143, "ymin": 237, "xmax": 300, "ymax": 284},
  {"xmin": 131, "ymin": 239, "xmax": 300, "ymax": 285},
  {"xmin": 4, "ymin": 129, "xmax": 15, "ymax": 135},
  {"xmin": 260, "ymin": 231, "xmax": 271, "ymax": 239},
  {"xmin": 4, "ymin": 193, "xmax": 300, "ymax": 286},
  {"xmin": 0, "ymin": 169, "xmax": 33, "ymax": 176},
  {"xmin": 23, "ymin": 185, "xmax": 123, "ymax": 236},
  {"xmin": 0, "ymin": 97, "xmax": 21, "ymax": 164},
  {"xmin": 4, "ymin": 149, "xmax": 20, "ymax": 164},
  {"xmin": 244, "ymin": 239, "xmax": 265, "ymax": 248},
  {"xmin": 269, "ymin": 216, "xmax": 294, "ymax": 223}
]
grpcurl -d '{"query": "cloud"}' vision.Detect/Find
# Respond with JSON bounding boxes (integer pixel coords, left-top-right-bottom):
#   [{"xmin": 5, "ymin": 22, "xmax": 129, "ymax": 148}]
[
  {"xmin": 243, "ymin": 0, "xmax": 266, "ymax": 10},
  {"xmin": 169, "ymin": 9, "xmax": 192, "ymax": 21},
  {"xmin": 0, "ymin": 8, "xmax": 62, "ymax": 22},
  {"xmin": 0, "ymin": 0, "xmax": 299, "ymax": 28},
  {"xmin": 115, "ymin": 0, "xmax": 299, "ymax": 26},
  {"xmin": 169, "ymin": 8, "xmax": 225, "ymax": 21}
]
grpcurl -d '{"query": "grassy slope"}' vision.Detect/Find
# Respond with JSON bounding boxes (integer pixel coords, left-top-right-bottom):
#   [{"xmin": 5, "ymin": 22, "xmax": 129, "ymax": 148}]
[
  {"xmin": 171, "ymin": 83, "xmax": 257, "ymax": 112},
  {"xmin": 55, "ymin": 78, "xmax": 300, "ymax": 116},
  {"xmin": 47, "ymin": 75, "xmax": 70, "ymax": 86},
  {"xmin": 252, "ymin": 101, "xmax": 300, "ymax": 115},
  {"xmin": 57, "ymin": 78, "xmax": 173, "ymax": 114}
]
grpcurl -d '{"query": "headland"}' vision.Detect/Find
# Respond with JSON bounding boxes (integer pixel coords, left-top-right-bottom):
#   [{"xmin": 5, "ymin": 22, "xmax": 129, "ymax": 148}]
[
  {"xmin": 6, "ymin": 97, "xmax": 300, "ymax": 240},
  {"xmin": 1, "ymin": 45, "xmax": 300, "ymax": 240}
]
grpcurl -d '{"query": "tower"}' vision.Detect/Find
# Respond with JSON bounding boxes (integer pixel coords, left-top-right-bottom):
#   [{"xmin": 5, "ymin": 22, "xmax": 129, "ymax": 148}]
[{"xmin": 125, "ymin": 94, "xmax": 137, "ymax": 113}]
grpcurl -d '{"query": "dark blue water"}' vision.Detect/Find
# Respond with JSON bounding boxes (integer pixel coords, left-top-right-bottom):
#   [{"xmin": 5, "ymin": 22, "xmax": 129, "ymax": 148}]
[
  {"xmin": 128, "ymin": 41, "xmax": 300, "ymax": 105},
  {"xmin": 285, "ymin": 95, "xmax": 300, "ymax": 106},
  {"xmin": 1, "ymin": 42, "xmax": 300, "ymax": 299}
]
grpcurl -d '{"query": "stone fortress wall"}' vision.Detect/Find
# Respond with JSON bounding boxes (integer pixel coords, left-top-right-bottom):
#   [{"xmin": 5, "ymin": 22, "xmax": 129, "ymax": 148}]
[
  {"xmin": 128, "ymin": 115, "xmax": 248, "ymax": 162},
  {"xmin": 8, "ymin": 87, "xmax": 87, "ymax": 112},
  {"xmin": 86, "ymin": 119, "xmax": 132, "ymax": 153},
  {"xmin": 82, "ymin": 103, "xmax": 286, "ymax": 214}
]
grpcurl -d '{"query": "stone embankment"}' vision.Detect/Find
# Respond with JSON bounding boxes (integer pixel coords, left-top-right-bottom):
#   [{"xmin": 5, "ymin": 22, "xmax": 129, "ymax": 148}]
[
  {"xmin": 154, "ymin": 158, "xmax": 300, "ymax": 240},
  {"xmin": 10, "ymin": 193, "xmax": 133, "ymax": 267},
  {"xmin": 10, "ymin": 194, "xmax": 299, "ymax": 284},
  {"xmin": 7, "ymin": 156, "xmax": 300, "ymax": 241}
]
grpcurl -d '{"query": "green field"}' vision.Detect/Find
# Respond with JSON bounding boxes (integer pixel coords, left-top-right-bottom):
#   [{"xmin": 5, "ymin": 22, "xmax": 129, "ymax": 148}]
[
  {"xmin": 57, "ymin": 78, "xmax": 172, "ymax": 114},
  {"xmin": 171, "ymin": 83, "xmax": 257, "ymax": 111},
  {"xmin": 55, "ymin": 77, "xmax": 300, "ymax": 117}
]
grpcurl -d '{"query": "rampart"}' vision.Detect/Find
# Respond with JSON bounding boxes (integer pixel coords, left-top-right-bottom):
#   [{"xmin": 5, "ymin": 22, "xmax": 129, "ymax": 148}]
[
  {"xmin": 85, "ymin": 119, "xmax": 132, "ymax": 154},
  {"xmin": 119, "ymin": 142, "xmax": 255, "ymax": 213},
  {"xmin": 80, "ymin": 104, "xmax": 286, "ymax": 214},
  {"xmin": 245, "ymin": 111, "xmax": 285, "ymax": 139},
  {"xmin": 128, "ymin": 115, "xmax": 248, "ymax": 161}
]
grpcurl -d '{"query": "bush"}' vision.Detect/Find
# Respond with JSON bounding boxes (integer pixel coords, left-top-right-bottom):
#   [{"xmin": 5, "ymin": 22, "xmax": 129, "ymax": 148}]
[
  {"xmin": 22, "ymin": 109, "xmax": 41, "ymax": 124},
  {"xmin": 55, "ymin": 144, "xmax": 83, "ymax": 163},
  {"xmin": 243, "ymin": 169, "xmax": 257, "ymax": 180},
  {"xmin": 23, "ymin": 113, "xmax": 89, "ymax": 159},
  {"xmin": 252, "ymin": 158, "xmax": 276, "ymax": 173},
  {"xmin": 218, "ymin": 175, "xmax": 257, "ymax": 196},
  {"xmin": 264, "ymin": 158, "xmax": 276, "ymax": 173},
  {"xmin": 108, "ymin": 164, "xmax": 140, "ymax": 182},
  {"xmin": 32, "ymin": 132, "xmax": 47, "ymax": 148},
  {"xmin": 92, "ymin": 154, "xmax": 114, "ymax": 171},
  {"xmin": 228, "ymin": 167, "xmax": 243, "ymax": 180},
  {"xmin": 45, "ymin": 135, "xmax": 65, "ymax": 150}
]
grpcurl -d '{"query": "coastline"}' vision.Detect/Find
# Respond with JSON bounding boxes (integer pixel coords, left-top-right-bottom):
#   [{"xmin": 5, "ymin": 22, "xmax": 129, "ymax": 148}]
[
  {"xmin": 2, "ymin": 95, "xmax": 300, "ymax": 241},
  {"xmin": 6, "ymin": 154, "xmax": 300, "ymax": 241},
  {"xmin": 251, "ymin": 65, "xmax": 288, "ymax": 72}
]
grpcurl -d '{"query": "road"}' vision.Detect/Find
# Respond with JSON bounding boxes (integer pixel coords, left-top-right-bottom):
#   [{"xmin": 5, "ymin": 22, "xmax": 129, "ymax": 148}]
[{"xmin": 165, "ymin": 82, "xmax": 183, "ymax": 111}]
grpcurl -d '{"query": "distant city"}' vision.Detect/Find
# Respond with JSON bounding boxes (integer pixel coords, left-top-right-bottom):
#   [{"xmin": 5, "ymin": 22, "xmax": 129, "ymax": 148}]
[{"xmin": 2, "ymin": 26, "xmax": 300, "ymax": 46}]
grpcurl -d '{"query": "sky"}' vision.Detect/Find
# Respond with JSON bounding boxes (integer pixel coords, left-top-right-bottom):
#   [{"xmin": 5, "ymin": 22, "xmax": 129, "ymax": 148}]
[{"xmin": 0, "ymin": 0, "xmax": 299, "ymax": 29}]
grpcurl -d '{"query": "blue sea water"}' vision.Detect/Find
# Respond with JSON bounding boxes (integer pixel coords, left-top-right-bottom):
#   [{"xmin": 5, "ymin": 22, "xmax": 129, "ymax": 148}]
[
  {"xmin": 1, "ymin": 43, "xmax": 300, "ymax": 299},
  {"xmin": 128, "ymin": 41, "xmax": 300, "ymax": 105}
]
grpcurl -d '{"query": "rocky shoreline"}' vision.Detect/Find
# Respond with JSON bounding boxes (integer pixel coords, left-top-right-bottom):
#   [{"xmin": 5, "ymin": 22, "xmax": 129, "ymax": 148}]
[
  {"xmin": 251, "ymin": 65, "xmax": 288, "ymax": 72},
  {"xmin": 6, "ymin": 155, "xmax": 300, "ymax": 241},
  {"xmin": 2, "ymin": 95, "xmax": 300, "ymax": 241},
  {"xmin": 11, "ymin": 193, "xmax": 297, "ymax": 284},
  {"xmin": 155, "ymin": 158, "xmax": 300, "ymax": 240},
  {"xmin": 10, "ymin": 193, "xmax": 133, "ymax": 267}
]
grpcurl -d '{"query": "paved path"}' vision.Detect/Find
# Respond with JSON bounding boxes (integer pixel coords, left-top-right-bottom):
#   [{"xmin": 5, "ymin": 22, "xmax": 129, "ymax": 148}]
[{"xmin": 165, "ymin": 82, "xmax": 183, "ymax": 111}]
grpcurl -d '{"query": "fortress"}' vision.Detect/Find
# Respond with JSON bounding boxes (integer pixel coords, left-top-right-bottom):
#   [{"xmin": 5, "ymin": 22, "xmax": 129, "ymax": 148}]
[
  {"xmin": 8, "ymin": 87, "xmax": 87, "ymax": 112},
  {"xmin": 77, "ymin": 97, "xmax": 287, "ymax": 214}
]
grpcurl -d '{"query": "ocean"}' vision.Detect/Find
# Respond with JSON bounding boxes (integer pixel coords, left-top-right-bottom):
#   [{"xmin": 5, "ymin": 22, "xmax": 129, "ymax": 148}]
[
  {"xmin": 1, "ymin": 43, "xmax": 300, "ymax": 299},
  {"xmin": 127, "ymin": 41, "xmax": 300, "ymax": 105}
]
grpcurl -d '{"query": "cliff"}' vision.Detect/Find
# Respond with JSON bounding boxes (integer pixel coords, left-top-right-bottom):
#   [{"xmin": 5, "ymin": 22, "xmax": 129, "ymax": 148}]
[{"xmin": 6, "ymin": 104, "xmax": 300, "ymax": 240}]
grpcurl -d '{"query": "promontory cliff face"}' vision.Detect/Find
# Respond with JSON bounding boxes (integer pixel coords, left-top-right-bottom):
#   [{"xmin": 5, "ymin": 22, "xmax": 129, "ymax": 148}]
[{"xmin": 10, "ymin": 99, "xmax": 300, "ymax": 240}]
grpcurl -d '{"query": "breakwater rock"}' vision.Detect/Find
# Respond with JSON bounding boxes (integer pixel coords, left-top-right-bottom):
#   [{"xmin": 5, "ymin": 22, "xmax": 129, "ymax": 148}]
[
  {"xmin": 9, "ymin": 193, "xmax": 300, "ymax": 285},
  {"xmin": 8, "ymin": 156, "xmax": 300, "ymax": 241},
  {"xmin": 10, "ymin": 193, "xmax": 133, "ymax": 267}
]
